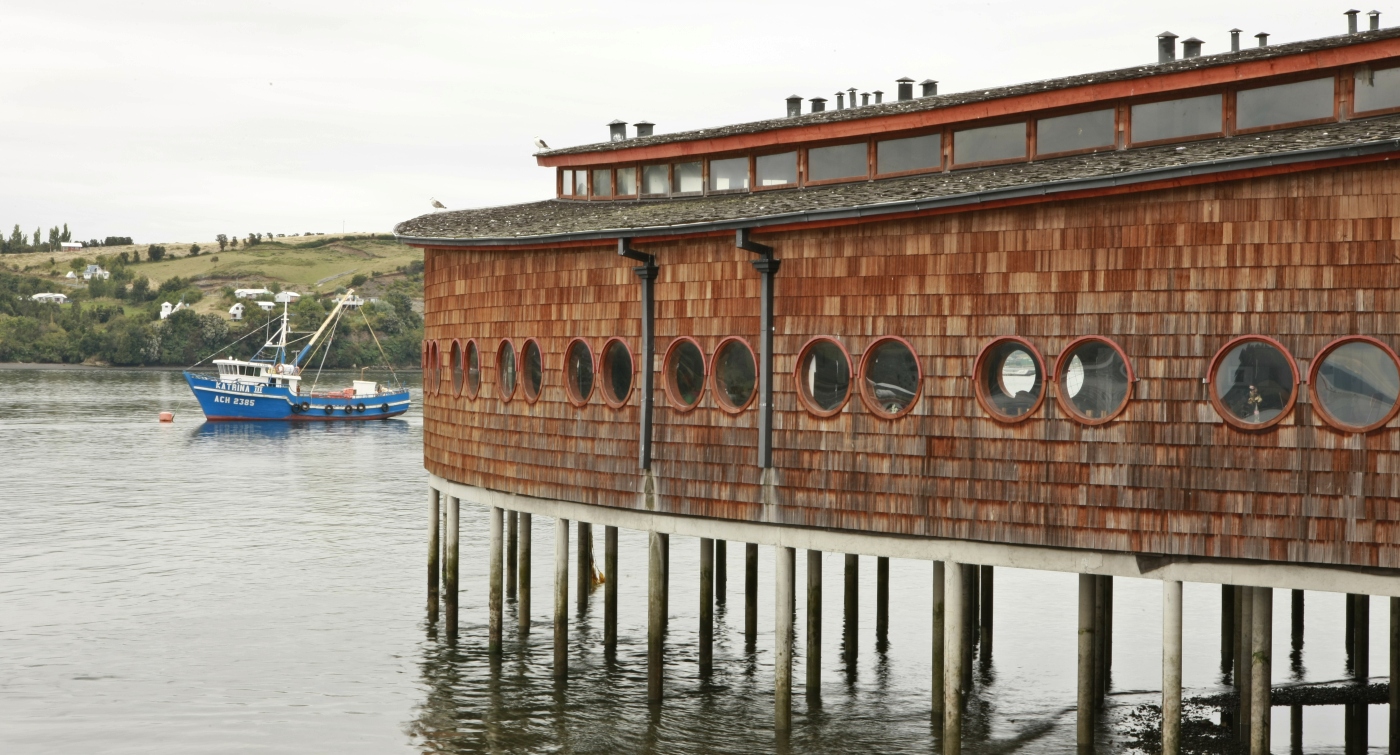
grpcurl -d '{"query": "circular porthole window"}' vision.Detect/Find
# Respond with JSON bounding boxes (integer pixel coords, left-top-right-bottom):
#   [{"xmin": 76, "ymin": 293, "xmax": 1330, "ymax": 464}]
[
  {"xmin": 1309, "ymin": 336, "xmax": 1400, "ymax": 433},
  {"xmin": 974, "ymin": 337, "xmax": 1045, "ymax": 422},
  {"xmin": 564, "ymin": 338, "xmax": 595, "ymax": 406},
  {"xmin": 521, "ymin": 339, "xmax": 543, "ymax": 403},
  {"xmin": 663, "ymin": 337, "xmax": 706, "ymax": 412},
  {"xmin": 1055, "ymin": 337, "xmax": 1133, "ymax": 424},
  {"xmin": 710, "ymin": 337, "xmax": 757, "ymax": 413},
  {"xmin": 1207, "ymin": 336, "xmax": 1298, "ymax": 430},
  {"xmin": 426, "ymin": 340, "xmax": 441, "ymax": 396},
  {"xmin": 450, "ymin": 340, "xmax": 464, "ymax": 395},
  {"xmin": 497, "ymin": 339, "xmax": 517, "ymax": 402},
  {"xmin": 464, "ymin": 339, "xmax": 481, "ymax": 399},
  {"xmin": 795, "ymin": 337, "xmax": 853, "ymax": 417},
  {"xmin": 600, "ymin": 338, "xmax": 634, "ymax": 408},
  {"xmin": 859, "ymin": 337, "xmax": 921, "ymax": 418}
]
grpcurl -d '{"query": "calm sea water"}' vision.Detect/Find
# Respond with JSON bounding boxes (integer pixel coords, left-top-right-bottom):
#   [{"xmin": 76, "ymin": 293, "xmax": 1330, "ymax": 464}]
[{"xmin": 0, "ymin": 367, "xmax": 1387, "ymax": 753}]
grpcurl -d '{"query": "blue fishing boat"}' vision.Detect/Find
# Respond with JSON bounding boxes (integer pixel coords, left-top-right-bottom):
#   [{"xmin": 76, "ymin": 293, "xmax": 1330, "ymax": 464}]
[{"xmin": 183, "ymin": 290, "xmax": 411, "ymax": 421}]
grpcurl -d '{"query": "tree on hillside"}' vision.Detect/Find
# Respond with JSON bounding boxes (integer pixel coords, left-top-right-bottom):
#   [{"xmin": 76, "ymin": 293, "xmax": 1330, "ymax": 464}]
[
  {"xmin": 32, "ymin": 228, "xmax": 41, "ymax": 247},
  {"xmin": 147, "ymin": 245, "xmax": 166, "ymax": 262},
  {"xmin": 230, "ymin": 237, "xmax": 238, "ymax": 249},
  {"xmin": 189, "ymin": 243, "xmax": 201, "ymax": 256},
  {"xmin": 216, "ymin": 234, "xmax": 227, "ymax": 252}
]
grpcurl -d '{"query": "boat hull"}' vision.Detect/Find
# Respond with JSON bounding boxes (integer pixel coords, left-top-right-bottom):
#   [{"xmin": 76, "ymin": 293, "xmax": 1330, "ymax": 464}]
[{"xmin": 184, "ymin": 371, "xmax": 411, "ymax": 421}]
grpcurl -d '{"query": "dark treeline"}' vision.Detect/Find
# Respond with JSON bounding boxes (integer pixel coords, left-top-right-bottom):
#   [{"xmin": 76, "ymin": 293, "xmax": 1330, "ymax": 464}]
[{"xmin": 0, "ymin": 270, "xmax": 423, "ymax": 368}]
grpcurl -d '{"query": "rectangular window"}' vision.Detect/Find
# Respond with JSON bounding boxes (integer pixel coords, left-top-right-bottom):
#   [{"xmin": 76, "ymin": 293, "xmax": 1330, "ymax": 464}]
[
  {"xmin": 708, "ymin": 157, "xmax": 749, "ymax": 192},
  {"xmin": 1130, "ymin": 94, "xmax": 1222, "ymax": 144},
  {"xmin": 876, "ymin": 133, "xmax": 941, "ymax": 175},
  {"xmin": 755, "ymin": 151, "xmax": 797, "ymax": 186},
  {"xmin": 562, "ymin": 169, "xmax": 574, "ymax": 196},
  {"xmin": 642, "ymin": 165, "xmax": 668, "ymax": 196},
  {"xmin": 953, "ymin": 122, "xmax": 1027, "ymax": 165},
  {"xmin": 673, "ymin": 162, "xmax": 702, "ymax": 193},
  {"xmin": 573, "ymin": 170, "xmax": 588, "ymax": 196},
  {"xmin": 1235, "ymin": 77, "xmax": 1335, "ymax": 131},
  {"xmin": 1355, "ymin": 66, "xmax": 1400, "ymax": 113},
  {"xmin": 1036, "ymin": 109, "xmax": 1115, "ymax": 156},
  {"xmin": 808, "ymin": 142, "xmax": 868, "ymax": 182},
  {"xmin": 591, "ymin": 169, "xmax": 612, "ymax": 197},
  {"xmin": 616, "ymin": 167, "xmax": 637, "ymax": 196}
]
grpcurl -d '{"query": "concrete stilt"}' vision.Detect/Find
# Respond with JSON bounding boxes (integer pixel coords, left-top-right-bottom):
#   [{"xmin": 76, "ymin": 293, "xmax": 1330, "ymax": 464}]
[
  {"xmin": 1093, "ymin": 575, "xmax": 1106, "ymax": 704},
  {"xmin": 807, "ymin": 549, "xmax": 822, "ymax": 698},
  {"xmin": 961, "ymin": 565, "xmax": 975, "ymax": 691},
  {"xmin": 844, "ymin": 554, "xmax": 859, "ymax": 666},
  {"xmin": 428, "ymin": 488, "xmax": 440, "ymax": 619},
  {"xmin": 1390, "ymin": 597, "xmax": 1399, "ymax": 754},
  {"xmin": 506, "ymin": 510, "xmax": 518, "ymax": 600},
  {"xmin": 1222, "ymin": 585, "xmax": 1235, "ymax": 674},
  {"xmin": 745, "ymin": 543, "xmax": 758, "ymax": 649},
  {"xmin": 1238, "ymin": 586, "xmax": 1254, "ymax": 745},
  {"xmin": 876, "ymin": 556, "xmax": 890, "ymax": 640},
  {"xmin": 1356, "ymin": 594, "xmax": 1372, "ymax": 682},
  {"xmin": 648, "ymin": 531, "xmax": 666, "ymax": 701},
  {"xmin": 554, "ymin": 517, "xmax": 569, "ymax": 679},
  {"xmin": 661, "ymin": 531, "xmax": 670, "ymax": 632},
  {"xmin": 700, "ymin": 538, "xmax": 714, "ymax": 676},
  {"xmin": 775, "ymin": 546, "xmax": 795, "ymax": 731},
  {"xmin": 489, "ymin": 506, "xmax": 503, "ymax": 653},
  {"xmin": 943, "ymin": 561, "xmax": 965, "ymax": 755},
  {"xmin": 445, "ymin": 496, "xmax": 460, "ymax": 638},
  {"xmin": 604, "ymin": 525, "xmax": 618, "ymax": 654},
  {"xmin": 980, "ymin": 565, "xmax": 993, "ymax": 659},
  {"xmin": 1104, "ymin": 575, "xmax": 1113, "ymax": 687},
  {"xmin": 932, "ymin": 561, "xmax": 946, "ymax": 719},
  {"xmin": 1291, "ymin": 589, "xmax": 1304, "ymax": 652},
  {"xmin": 715, "ymin": 540, "xmax": 727, "ymax": 605},
  {"xmin": 968, "ymin": 564, "xmax": 980, "ymax": 647},
  {"xmin": 1249, "ymin": 587, "xmax": 1272, "ymax": 755},
  {"xmin": 1077, "ymin": 573, "xmax": 1096, "ymax": 753},
  {"xmin": 518, "ymin": 513, "xmax": 531, "ymax": 633},
  {"xmin": 576, "ymin": 521, "xmax": 591, "ymax": 613},
  {"xmin": 1162, "ymin": 580, "xmax": 1183, "ymax": 755}
]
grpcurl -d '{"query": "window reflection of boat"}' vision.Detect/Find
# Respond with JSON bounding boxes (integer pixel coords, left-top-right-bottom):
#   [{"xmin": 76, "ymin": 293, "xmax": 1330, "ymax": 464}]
[{"xmin": 867, "ymin": 379, "xmax": 915, "ymax": 410}]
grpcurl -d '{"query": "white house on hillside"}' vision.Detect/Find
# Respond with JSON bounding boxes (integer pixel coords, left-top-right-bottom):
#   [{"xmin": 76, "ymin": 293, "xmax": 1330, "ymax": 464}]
[
  {"xmin": 229, "ymin": 303, "xmax": 245, "ymax": 321},
  {"xmin": 83, "ymin": 264, "xmax": 110, "ymax": 281},
  {"xmin": 234, "ymin": 288, "xmax": 271, "ymax": 299},
  {"xmin": 274, "ymin": 291, "xmax": 301, "ymax": 303},
  {"xmin": 160, "ymin": 301, "xmax": 188, "ymax": 320},
  {"xmin": 31, "ymin": 292, "xmax": 69, "ymax": 304}
]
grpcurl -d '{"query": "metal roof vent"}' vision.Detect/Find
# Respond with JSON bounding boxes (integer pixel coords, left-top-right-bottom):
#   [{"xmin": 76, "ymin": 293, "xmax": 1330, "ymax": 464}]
[
  {"xmin": 785, "ymin": 95, "xmax": 803, "ymax": 118},
  {"xmin": 1255, "ymin": 31, "xmax": 1269, "ymax": 47},
  {"xmin": 848, "ymin": 87, "xmax": 857, "ymax": 107},
  {"xmin": 1230, "ymin": 28, "xmax": 1242, "ymax": 52},
  {"xmin": 896, "ymin": 77, "xmax": 914, "ymax": 101},
  {"xmin": 1158, "ymin": 31, "xmax": 1178, "ymax": 63},
  {"xmin": 810, "ymin": 97, "xmax": 827, "ymax": 113},
  {"xmin": 1371, "ymin": 10, "xmax": 1382, "ymax": 30},
  {"xmin": 835, "ymin": 91, "xmax": 845, "ymax": 110},
  {"xmin": 1347, "ymin": 9, "xmax": 1361, "ymax": 33},
  {"xmin": 608, "ymin": 120, "xmax": 627, "ymax": 142},
  {"xmin": 873, "ymin": 90, "xmax": 884, "ymax": 104},
  {"xmin": 861, "ymin": 92, "xmax": 870, "ymax": 106},
  {"xmin": 1182, "ymin": 38, "xmax": 1203, "ymax": 58},
  {"xmin": 921, "ymin": 79, "xmax": 938, "ymax": 97},
  {"xmin": 635, "ymin": 121, "xmax": 654, "ymax": 138}
]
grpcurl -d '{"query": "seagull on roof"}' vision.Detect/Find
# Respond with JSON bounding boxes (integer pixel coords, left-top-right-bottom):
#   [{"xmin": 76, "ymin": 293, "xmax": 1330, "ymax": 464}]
[
  {"xmin": 430, "ymin": 198, "xmax": 446, "ymax": 211},
  {"xmin": 533, "ymin": 137, "xmax": 550, "ymax": 151}
]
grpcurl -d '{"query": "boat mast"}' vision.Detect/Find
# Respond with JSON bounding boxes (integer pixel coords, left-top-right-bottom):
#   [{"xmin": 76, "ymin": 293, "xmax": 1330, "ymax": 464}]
[{"xmin": 292, "ymin": 288, "xmax": 355, "ymax": 367}]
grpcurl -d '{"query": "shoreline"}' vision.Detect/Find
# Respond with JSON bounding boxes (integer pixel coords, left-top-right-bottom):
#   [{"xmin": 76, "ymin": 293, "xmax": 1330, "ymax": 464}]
[{"xmin": 0, "ymin": 362, "xmax": 421, "ymax": 372}]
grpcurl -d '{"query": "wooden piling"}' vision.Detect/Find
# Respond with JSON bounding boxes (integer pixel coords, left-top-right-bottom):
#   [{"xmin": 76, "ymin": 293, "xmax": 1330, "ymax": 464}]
[
  {"xmin": 807, "ymin": 550, "xmax": 822, "ymax": 698},
  {"xmin": 518, "ymin": 513, "xmax": 531, "ymax": 633},
  {"xmin": 427, "ymin": 488, "xmax": 440, "ymax": 619},
  {"xmin": 876, "ymin": 556, "xmax": 889, "ymax": 640},
  {"xmin": 1291, "ymin": 589, "xmax": 1304, "ymax": 652},
  {"xmin": 489, "ymin": 506, "xmax": 503, "ymax": 653},
  {"xmin": 715, "ymin": 540, "xmax": 727, "ymax": 605},
  {"xmin": 445, "ymin": 496, "xmax": 460, "ymax": 638},
  {"xmin": 648, "ymin": 531, "xmax": 666, "ymax": 701},
  {"xmin": 1222, "ymin": 585, "xmax": 1235, "ymax": 674},
  {"xmin": 661, "ymin": 532, "xmax": 670, "ymax": 632},
  {"xmin": 554, "ymin": 517, "xmax": 568, "ymax": 678},
  {"xmin": 1077, "ymin": 573, "xmax": 1096, "ymax": 752},
  {"xmin": 844, "ymin": 554, "xmax": 859, "ymax": 666},
  {"xmin": 506, "ymin": 510, "xmax": 517, "ymax": 600},
  {"xmin": 1290, "ymin": 704, "xmax": 1303, "ymax": 755},
  {"xmin": 576, "ymin": 521, "xmax": 591, "ymax": 613},
  {"xmin": 700, "ymin": 538, "xmax": 714, "ymax": 676},
  {"xmin": 1093, "ymin": 575, "xmax": 1106, "ymax": 704},
  {"xmin": 1348, "ymin": 593, "xmax": 1357, "ymax": 661},
  {"xmin": 1238, "ymin": 586, "xmax": 1253, "ymax": 744},
  {"xmin": 745, "ymin": 543, "xmax": 758, "ymax": 649},
  {"xmin": 1162, "ymin": 580, "xmax": 1183, "ymax": 755},
  {"xmin": 943, "ymin": 561, "xmax": 964, "ymax": 755},
  {"xmin": 1390, "ymin": 597, "xmax": 1399, "ymax": 754},
  {"xmin": 605, "ymin": 525, "xmax": 618, "ymax": 654},
  {"xmin": 1249, "ymin": 587, "xmax": 1272, "ymax": 755},
  {"xmin": 775, "ymin": 546, "xmax": 795, "ymax": 731},
  {"xmin": 979, "ymin": 565, "xmax": 993, "ymax": 658},
  {"xmin": 961, "ymin": 565, "xmax": 974, "ymax": 691},
  {"xmin": 932, "ymin": 561, "xmax": 945, "ymax": 719},
  {"xmin": 1356, "ymin": 594, "xmax": 1371, "ymax": 682}
]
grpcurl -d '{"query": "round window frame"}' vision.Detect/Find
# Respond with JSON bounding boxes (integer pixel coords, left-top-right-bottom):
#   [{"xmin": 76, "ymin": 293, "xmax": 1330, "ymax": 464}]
[
  {"xmin": 421, "ymin": 341, "xmax": 432, "ymax": 396},
  {"xmin": 496, "ymin": 337, "xmax": 519, "ymax": 404},
  {"xmin": 708, "ymin": 336, "xmax": 759, "ymax": 415},
  {"xmin": 449, "ymin": 338, "xmax": 465, "ymax": 397},
  {"xmin": 520, "ymin": 337, "xmax": 544, "ymax": 405},
  {"xmin": 562, "ymin": 337, "xmax": 595, "ymax": 407},
  {"xmin": 1307, "ymin": 335, "xmax": 1400, "ymax": 434},
  {"xmin": 1052, "ymin": 335, "xmax": 1135, "ymax": 426},
  {"xmin": 856, "ymin": 335, "xmax": 924, "ymax": 420},
  {"xmin": 598, "ymin": 337, "xmax": 635, "ymax": 409},
  {"xmin": 792, "ymin": 336, "xmax": 855, "ymax": 418},
  {"xmin": 662, "ymin": 336, "xmax": 707, "ymax": 413},
  {"xmin": 426, "ymin": 340, "xmax": 441, "ymax": 397},
  {"xmin": 1205, "ymin": 335, "xmax": 1300, "ymax": 432},
  {"xmin": 461, "ymin": 338, "xmax": 481, "ymax": 400},
  {"xmin": 972, "ymin": 336, "xmax": 1047, "ymax": 424}
]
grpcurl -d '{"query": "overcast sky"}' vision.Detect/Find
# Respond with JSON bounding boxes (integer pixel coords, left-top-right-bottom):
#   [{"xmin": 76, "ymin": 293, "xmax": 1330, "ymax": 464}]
[{"xmin": 0, "ymin": 0, "xmax": 1362, "ymax": 244}]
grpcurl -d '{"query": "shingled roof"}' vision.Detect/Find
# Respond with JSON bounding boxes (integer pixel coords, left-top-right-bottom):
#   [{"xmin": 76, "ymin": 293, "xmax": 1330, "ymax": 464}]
[
  {"xmin": 534, "ymin": 27, "xmax": 1400, "ymax": 159},
  {"xmin": 396, "ymin": 113, "xmax": 1400, "ymax": 245}
]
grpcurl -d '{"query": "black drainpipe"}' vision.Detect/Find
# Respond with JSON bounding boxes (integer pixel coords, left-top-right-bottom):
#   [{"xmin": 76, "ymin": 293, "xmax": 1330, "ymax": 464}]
[
  {"xmin": 737, "ymin": 228, "xmax": 779, "ymax": 468},
  {"xmin": 619, "ymin": 238, "xmax": 658, "ymax": 468}
]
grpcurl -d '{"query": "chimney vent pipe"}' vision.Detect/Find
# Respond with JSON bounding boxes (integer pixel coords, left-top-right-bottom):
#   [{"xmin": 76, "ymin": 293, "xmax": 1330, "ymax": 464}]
[
  {"xmin": 810, "ymin": 97, "xmax": 827, "ymax": 113},
  {"xmin": 785, "ymin": 95, "xmax": 803, "ymax": 118},
  {"xmin": 835, "ymin": 92, "xmax": 845, "ymax": 110},
  {"xmin": 873, "ymin": 90, "xmax": 883, "ymax": 104},
  {"xmin": 847, "ymin": 87, "xmax": 857, "ymax": 107},
  {"xmin": 1371, "ymin": 10, "xmax": 1381, "ymax": 30},
  {"xmin": 1182, "ymin": 37, "xmax": 1203, "ymax": 58},
  {"xmin": 896, "ymin": 77, "xmax": 914, "ymax": 101},
  {"xmin": 861, "ymin": 92, "xmax": 870, "ymax": 106},
  {"xmin": 921, "ymin": 79, "xmax": 938, "ymax": 97},
  {"xmin": 1255, "ymin": 31, "xmax": 1269, "ymax": 47},
  {"xmin": 1230, "ymin": 28, "xmax": 1242, "ymax": 51},
  {"xmin": 608, "ymin": 119, "xmax": 627, "ymax": 142},
  {"xmin": 1157, "ymin": 31, "xmax": 1178, "ymax": 63},
  {"xmin": 635, "ymin": 121, "xmax": 654, "ymax": 138},
  {"xmin": 1347, "ymin": 9, "xmax": 1361, "ymax": 33}
]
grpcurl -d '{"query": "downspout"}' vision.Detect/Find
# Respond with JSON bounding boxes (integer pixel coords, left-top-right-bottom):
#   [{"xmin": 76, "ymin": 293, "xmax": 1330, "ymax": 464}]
[
  {"xmin": 737, "ymin": 229, "xmax": 779, "ymax": 469},
  {"xmin": 619, "ymin": 238, "xmax": 657, "ymax": 469}
]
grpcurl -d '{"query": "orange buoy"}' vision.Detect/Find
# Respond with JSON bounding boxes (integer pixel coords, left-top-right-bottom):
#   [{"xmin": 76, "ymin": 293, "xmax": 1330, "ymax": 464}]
[{"xmin": 159, "ymin": 411, "xmax": 175, "ymax": 423}]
